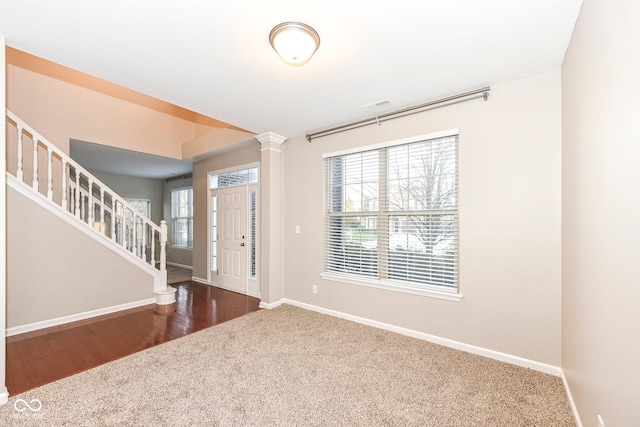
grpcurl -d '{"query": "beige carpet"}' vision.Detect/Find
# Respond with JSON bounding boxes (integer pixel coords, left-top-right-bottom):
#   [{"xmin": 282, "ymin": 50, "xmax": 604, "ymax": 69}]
[{"xmin": 0, "ymin": 305, "xmax": 575, "ymax": 426}]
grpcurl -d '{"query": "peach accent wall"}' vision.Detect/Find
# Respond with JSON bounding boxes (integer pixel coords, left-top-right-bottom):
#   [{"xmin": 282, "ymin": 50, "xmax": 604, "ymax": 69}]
[
  {"xmin": 6, "ymin": 47, "xmax": 241, "ymax": 133},
  {"xmin": 7, "ymin": 64, "xmax": 198, "ymax": 158},
  {"xmin": 182, "ymin": 128, "xmax": 257, "ymax": 159}
]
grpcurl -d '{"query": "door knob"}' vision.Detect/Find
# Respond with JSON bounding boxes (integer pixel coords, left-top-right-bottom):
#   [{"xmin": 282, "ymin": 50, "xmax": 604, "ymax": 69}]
[{"xmin": 240, "ymin": 242, "xmax": 245, "ymax": 247}]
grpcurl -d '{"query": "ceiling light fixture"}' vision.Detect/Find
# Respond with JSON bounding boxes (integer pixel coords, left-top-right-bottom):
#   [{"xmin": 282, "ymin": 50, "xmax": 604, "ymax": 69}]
[{"xmin": 269, "ymin": 22, "xmax": 320, "ymax": 66}]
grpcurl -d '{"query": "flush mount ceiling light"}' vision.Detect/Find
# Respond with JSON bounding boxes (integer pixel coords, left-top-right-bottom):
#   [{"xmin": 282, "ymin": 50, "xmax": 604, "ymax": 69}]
[{"xmin": 269, "ymin": 22, "xmax": 320, "ymax": 66}]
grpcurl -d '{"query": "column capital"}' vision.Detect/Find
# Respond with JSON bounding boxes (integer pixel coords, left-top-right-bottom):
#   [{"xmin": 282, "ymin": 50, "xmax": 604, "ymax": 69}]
[{"xmin": 255, "ymin": 132, "xmax": 287, "ymax": 145}]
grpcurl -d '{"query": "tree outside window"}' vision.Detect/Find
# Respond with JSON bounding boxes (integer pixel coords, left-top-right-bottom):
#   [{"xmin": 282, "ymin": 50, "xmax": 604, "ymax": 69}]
[{"xmin": 325, "ymin": 134, "xmax": 458, "ymax": 291}]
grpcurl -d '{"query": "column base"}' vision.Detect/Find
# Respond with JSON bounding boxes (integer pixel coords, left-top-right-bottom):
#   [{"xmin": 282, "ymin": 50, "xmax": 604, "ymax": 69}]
[{"xmin": 154, "ymin": 286, "xmax": 177, "ymax": 305}]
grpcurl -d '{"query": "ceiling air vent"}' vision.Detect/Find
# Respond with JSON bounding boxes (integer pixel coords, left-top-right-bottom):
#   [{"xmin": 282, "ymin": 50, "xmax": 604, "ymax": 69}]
[{"xmin": 360, "ymin": 99, "xmax": 392, "ymax": 113}]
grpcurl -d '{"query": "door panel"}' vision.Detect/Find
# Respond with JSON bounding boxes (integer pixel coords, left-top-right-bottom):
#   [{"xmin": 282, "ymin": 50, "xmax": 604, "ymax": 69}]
[{"xmin": 217, "ymin": 187, "xmax": 247, "ymax": 294}]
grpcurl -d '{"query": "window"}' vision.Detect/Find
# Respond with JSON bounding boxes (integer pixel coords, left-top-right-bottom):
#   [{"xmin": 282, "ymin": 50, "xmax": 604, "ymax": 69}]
[
  {"xmin": 249, "ymin": 190, "xmax": 257, "ymax": 279},
  {"xmin": 210, "ymin": 167, "xmax": 258, "ymax": 189},
  {"xmin": 323, "ymin": 132, "xmax": 459, "ymax": 298},
  {"xmin": 124, "ymin": 198, "xmax": 152, "ymax": 246},
  {"xmin": 211, "ymin": 195, "xmax": 217, "ymax": 271},
  {"xmin": 171, "ymin": 187, "xmax": 193, "ymax": 248},
  {"xmin": 125, "ymin": 198, "xmax": 151, "ymax": 218}
]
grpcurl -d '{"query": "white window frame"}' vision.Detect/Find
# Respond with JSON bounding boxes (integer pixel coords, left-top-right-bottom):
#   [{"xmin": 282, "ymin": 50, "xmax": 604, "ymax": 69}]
[
  {"xmin": 321, "ymin": 129, "xmax": 462, "ymax": 302},
  {"xmin": 171, "ymin": 187, "xmax": 193, "ymax": 249}
]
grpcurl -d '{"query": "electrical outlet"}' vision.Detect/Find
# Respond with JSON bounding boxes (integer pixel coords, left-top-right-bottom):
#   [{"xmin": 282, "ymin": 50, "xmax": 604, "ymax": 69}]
[
  {"xmin": 597, "ymin": 414, "xmax": 604, "ymax": 427},
  {"xmin": 312, "ymin": 284, "xmax": 318, "ymax": 294}
]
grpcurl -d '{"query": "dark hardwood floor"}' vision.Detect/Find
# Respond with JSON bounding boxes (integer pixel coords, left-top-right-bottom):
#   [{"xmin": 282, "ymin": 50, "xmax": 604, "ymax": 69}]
[{"xmin": 6, "ymin": 281, "xmax": 261, "ymax": 395}]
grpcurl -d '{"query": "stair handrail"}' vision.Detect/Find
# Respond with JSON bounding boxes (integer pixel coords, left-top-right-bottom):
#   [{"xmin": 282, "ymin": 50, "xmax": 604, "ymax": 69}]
[{"xmin": 6, "ymin": 109, "xmax": 167, "ymax": 286}]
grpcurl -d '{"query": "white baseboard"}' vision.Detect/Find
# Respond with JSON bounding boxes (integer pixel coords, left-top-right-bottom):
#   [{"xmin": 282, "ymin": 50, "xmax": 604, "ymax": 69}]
[
  {"xmin": 167, "ymin": 262, "xmax": 193, "ymax": 270},
  {"xmin": 6, "ymin": 298, "xmax": 155, "ymax": 337},
  {"xmin": 192, "ymin": 276, "xmax": 211, "ymax": 286},
  {"xmin": 191, "ymin": 277, "xmax": 260, "ymax": 299},
  {"xmin": 0, "ymin": 390, "xmax": 8, "ymax": 405},
  {"xmin": 277, "ymin": 298, "xmax": 562, "ymax": 377},
  {"xmin": 561, "ymin": 370, "xmax": 583, "ymax": 427},
  {"xmin": 259, "ymin": 300, "xmax": 284, "ymax": 309}
]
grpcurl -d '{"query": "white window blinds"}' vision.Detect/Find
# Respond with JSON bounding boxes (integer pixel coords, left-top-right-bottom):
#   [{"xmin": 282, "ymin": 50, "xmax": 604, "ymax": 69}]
[
  {"xmin": 171, "ymin": 187, "xmax": 193, "ymax": 248},
  {"xmin": 324, "ymin": 134, "xmax": 459, "ymax": 292}
]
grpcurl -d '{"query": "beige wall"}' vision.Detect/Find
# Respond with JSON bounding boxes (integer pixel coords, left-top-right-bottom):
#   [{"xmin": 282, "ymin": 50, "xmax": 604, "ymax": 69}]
[
  {"xmin": 0, "ymin": 35, "xmax": 9, "ymax": 402},
  {"xmin": 283, "ymin": 71, "xmax": 562, "ymax": 366},
  {"xmin": 561, "ymin": 0, "xmax": 640, "ymax": 425},
  {"xmin": 6, "ymin": 185, "xmax": 155, "ymax": 328},
  {"xmin": 191, "ymin": 143, "xmax": 261, "ymax": 280},
  {"xmin": 6, "ymin": 64, "xmax": 197, "ymax": 158}
]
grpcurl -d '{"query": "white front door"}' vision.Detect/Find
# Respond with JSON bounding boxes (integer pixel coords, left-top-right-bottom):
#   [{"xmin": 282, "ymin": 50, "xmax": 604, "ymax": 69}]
[{"xmin": 217, "ymin": 186, "xmax": 248, "ymax": 294}]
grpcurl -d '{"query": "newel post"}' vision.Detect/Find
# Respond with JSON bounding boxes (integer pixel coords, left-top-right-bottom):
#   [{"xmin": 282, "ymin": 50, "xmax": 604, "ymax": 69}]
[{"xmin": 153, "ymin": 219, "xmax": 176, "ymax": 305}]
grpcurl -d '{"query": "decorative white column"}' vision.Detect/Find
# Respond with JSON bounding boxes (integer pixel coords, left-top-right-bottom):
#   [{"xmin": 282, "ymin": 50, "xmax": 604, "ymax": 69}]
[{"xmin": 256, "ymin": 131, "xmax": 286, "ymax": 305}]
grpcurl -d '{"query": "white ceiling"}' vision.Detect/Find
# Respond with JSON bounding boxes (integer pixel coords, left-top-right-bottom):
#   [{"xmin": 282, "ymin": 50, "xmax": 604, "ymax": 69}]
[{"xmin": 1, "ymin": 0, "xmax": 583, "ymax": 139}]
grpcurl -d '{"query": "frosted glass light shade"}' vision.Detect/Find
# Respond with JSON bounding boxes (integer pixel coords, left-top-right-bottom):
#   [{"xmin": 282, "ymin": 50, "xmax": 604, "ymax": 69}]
[{"xmin": 269, "ymin": 22, "xmax": 320, "ymax": 66}]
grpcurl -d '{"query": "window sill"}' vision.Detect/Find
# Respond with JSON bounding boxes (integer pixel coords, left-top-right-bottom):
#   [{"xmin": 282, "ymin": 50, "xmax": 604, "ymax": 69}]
[{"xmin": 320, "ymin": 272, "xmax": 463, "ymax": 302}]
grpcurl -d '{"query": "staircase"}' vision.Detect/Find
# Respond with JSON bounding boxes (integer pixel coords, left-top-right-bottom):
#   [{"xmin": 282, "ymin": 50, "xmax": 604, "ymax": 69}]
[{"xmin": 5, "ymin": 109, "xmax": 176, "ymax": 305}]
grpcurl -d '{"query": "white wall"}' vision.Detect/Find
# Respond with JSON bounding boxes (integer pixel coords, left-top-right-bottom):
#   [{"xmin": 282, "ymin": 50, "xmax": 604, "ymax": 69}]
[
  {"xmin": 283, "ymin": 71, "xmax": 562, "ymax": 366},
  {"xmin": 561, "ymin": 0, "xmax": 640, "ymax": 425}
]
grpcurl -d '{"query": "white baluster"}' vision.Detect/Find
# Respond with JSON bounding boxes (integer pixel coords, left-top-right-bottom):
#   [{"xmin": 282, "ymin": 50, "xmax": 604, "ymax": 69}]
[
  {"xmin": 32, "ymin": 137, "xmax": 39, "ymax": 190},
  {"xmin": 110, "ymin": 195, "xmax": 117, "ymax": 243},
  {"xmin": 75, "ymin": 170, "xmax": 80, "ymax": 218},
  {"xmin": 16, "ymin": 124, "xmax": 23, "ymax": 181},
  {"xmin": 130, "ymin": 214, "xmax": 134, "ymax": 253},
  {"xmin": 136, "ymin": 218, "xmax": 142, "ymax": 257},
  {"xmin": 47, "ymin": 148, "xmax": 53, "ymax": 200},
  {"xmin": 160, "ymin": 220, "xmax": 168, "ymax": 287},
  {"xmin": 142, "ymin": 222, "xmax": 147, "ymax": 264},
  {"xmin": 131, "ymin": 210, "xmax": 136, "ymax": 254},
  {"xmin": 150, "ymin": 229, "xmax": 156, "ymax": 267},
  {"xmin": 120, "ymin": 203, "xmax": 126, "ymax": 249},
  {"xmin": 99, "ymin": 189, "xmax": 105, "ymax": 234},
  {"xmin": 88, "ymin": 179, "xmax": 94, "ymax": 226},
  {"xmin": 61, "ymin": 160, "xmax": 67, "ymax": 210}
]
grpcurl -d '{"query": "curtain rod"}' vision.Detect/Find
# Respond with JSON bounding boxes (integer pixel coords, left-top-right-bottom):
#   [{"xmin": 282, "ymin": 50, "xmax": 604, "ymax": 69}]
[
  {"xmin": 165, "ymin": 173, "xmax": 192, "ymax": 183},
  {"xmin": 305, "ymin": 86, "xmax": 490, "ymax": 142}
]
